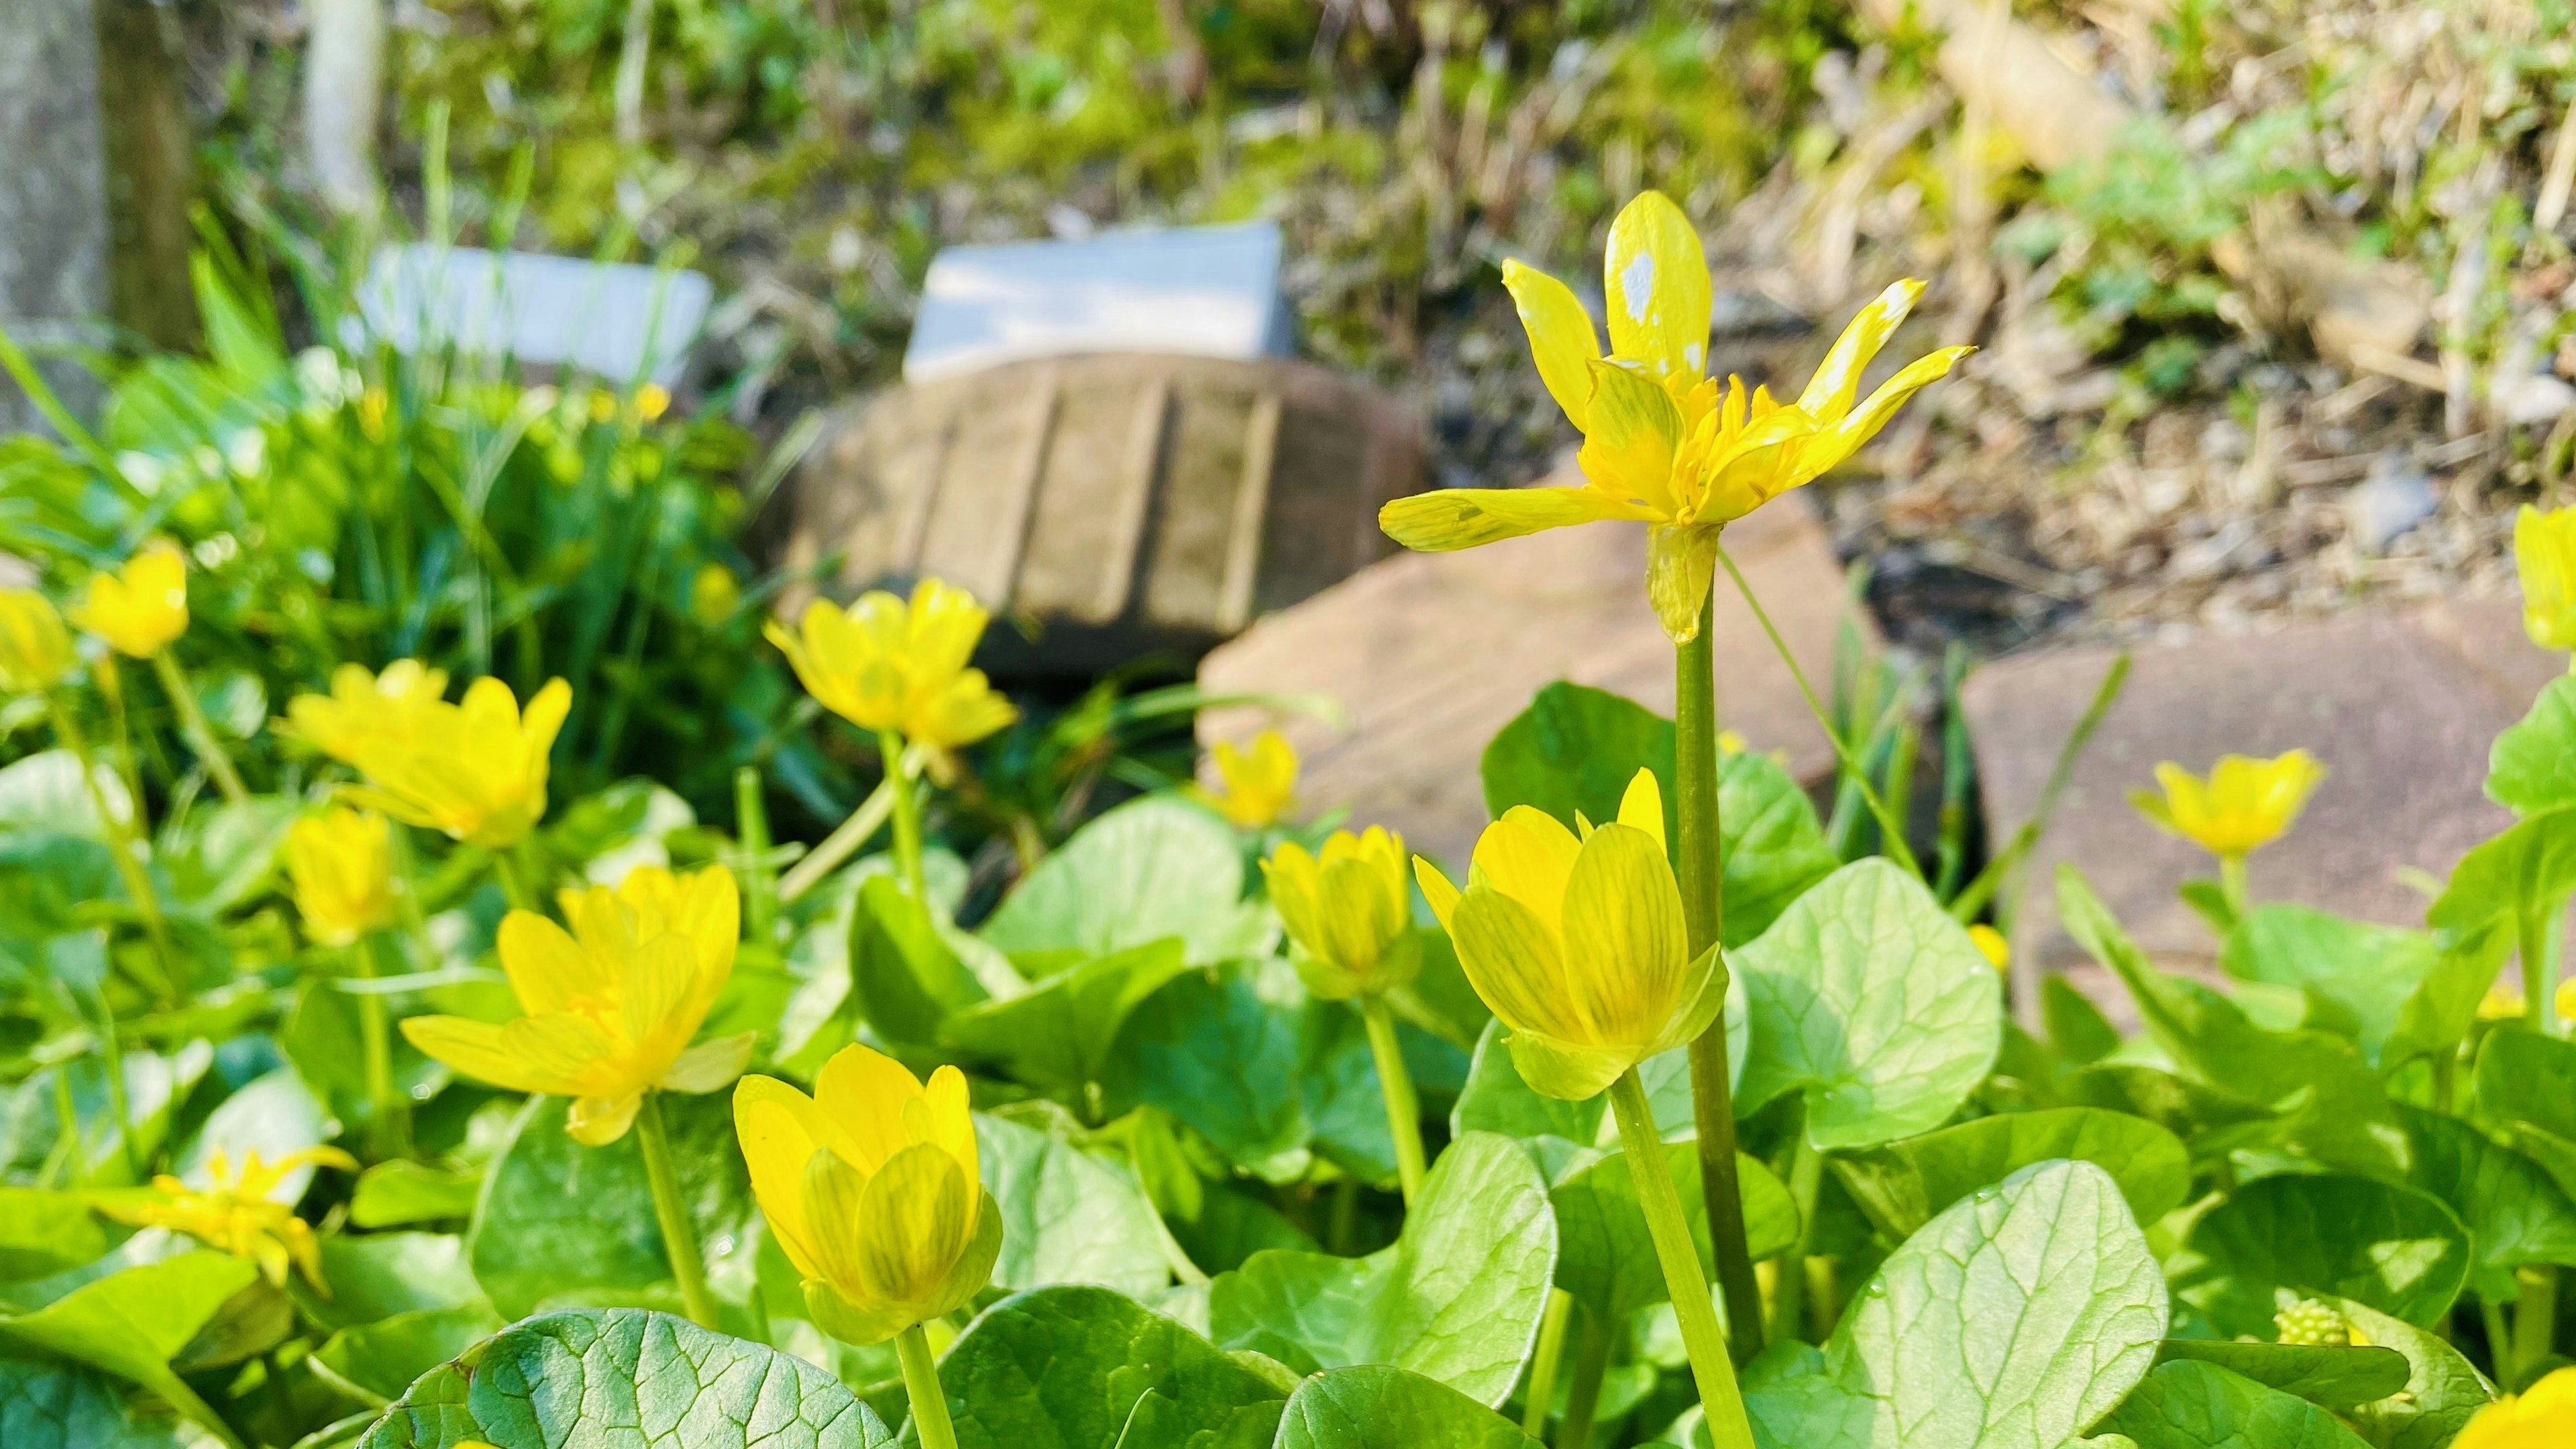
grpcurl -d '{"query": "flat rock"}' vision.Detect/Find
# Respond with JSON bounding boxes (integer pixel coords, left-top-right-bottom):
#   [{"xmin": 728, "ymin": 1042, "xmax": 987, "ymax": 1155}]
[
  {"xmin": 356, "ymin": 244, "xmax": 712, "ymax": 388},
  {"xmin": 1962, "ymin": 598, "xmax": 2563, "ymax": 1012},
  {"xmin": 1197, "ymin": 488, "xmax": 1862, "ymax": 869}
]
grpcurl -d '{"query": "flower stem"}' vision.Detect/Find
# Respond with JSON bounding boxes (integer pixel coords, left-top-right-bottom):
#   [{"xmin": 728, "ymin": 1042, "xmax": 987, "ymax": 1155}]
[
  {"xmin": 777, "ymin": 775, "xmax": 895, "ymax": 903},
  {"xmin": 2514, "ymin": 1266, "xmax": 2559, "ymax": 1387},
  {"xmin": 877, "ymin": 730, "xmax": 930, "ymax": 905},
  {"xmin": 48, "ymin": 693, "xmax": 181, "ymax": 1002},
  {"xmin": 1521, "ymin": 1287, "xmax": 1572, "ymax": 1438},
  {"xmin": 896, "ymin": 1322, "xmax": 961, "ymax": 1449},
  {"xmin": 493, "ymin": 847, "xmax": 540, "ymax": 913},
  {"xmin": 1358, "ymin": 993, "xmax": 1428, "ymax": 1205},
  {"xmin": 2524, "ymin": 897, "xmax": 2565, "ymax": 1036},
  {"xmin": 83, "ymin": 979, "xmax": 140, "ymax": 1181},
  {"xmin": 1554, "ymin": 1304, "xmax": 1611, "ymax": 1449},
  {"xmin": 734, "ymin": 766, "xmax": 778, "ymax": 945},
  {"xmin": 633, "ymin": 1091, "xmax": 718, "ymax": 1330},
  {"xmin": 1675, "ymin": 594, "xmax": 1766, "ymax": 1362},
  {"xmin": 150, "ymin": 651, "xmax": 250, "ymax": 807},
  {"xmin": 351, "ymin": 934, "xmax": 410, "ymax": 1159},
  {"xmin": 1607, "ymin": 1069, "xmax": 1754, "ymax": 1449},
  {"xmin": 2219, "ymin": 853, "xmax": 2251, "ymax": 924},
  {"xmin": 1769, "ymin": 1132, "xmax": 1825, "ymax": 1344}
]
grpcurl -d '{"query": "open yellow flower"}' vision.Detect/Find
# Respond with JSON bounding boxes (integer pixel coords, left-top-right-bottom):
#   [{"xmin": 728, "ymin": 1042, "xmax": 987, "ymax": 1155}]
[
  {"xmin": 67, "ymin": 542, "xmax": 189, "ymax": 659},
  {"xmin": 734, "ymin": 1045, "xmax": 1001, "ymax": 1346},
  {"xmin": 1380, "ymin": 191, "xmax": 1972, "ymax": 641},
  {"xmin": 284, "ymin": 659, "xmax": 453, "ymax": 765},
  {"xmin": 2129, "ymin": 751, "xmax": 2326, "ymax": 859},
  {"xmin": 1968, "ymin": 923, "xmax": 2009, "ymax": 973},
  {"xmin": 1415, "ymin": 768, "xmax": 1723, "ymax": 1099},
  {"xmin": 0, "ymin": 589, "xmax": 74, "ymax": 694},
  {"xmin": 767, "ymin": 578, "xmax": 1016, "ymax": 750},
  {"xmin": 341, "ymin": 676, "xmax": 572, "ymax": 849},
  {"xmin": 2454, "ymin": 1366, "xmax": 2576, "ymax": 1449},
  {"xmin": 1196, "ymin": 731, "xmax": 1299, "ymax": 829},
  {"xmin": 2518, "ymin": 504, "xmax": 2576, "ymax": 654},
  {"xmin": 95, "ymin": 1146, "xmax": 358, "ymax": 1291},
  {"xmin": 286, "ymin": 806, "xmax": 395, "ymax": 947},
  {"xmin": 1265, "ymin": 826, "xmax": 1418, "ymax": 999},
  {"xmin": 401, "ymin": 863, "xmax": 751, "ymax": 1144}
]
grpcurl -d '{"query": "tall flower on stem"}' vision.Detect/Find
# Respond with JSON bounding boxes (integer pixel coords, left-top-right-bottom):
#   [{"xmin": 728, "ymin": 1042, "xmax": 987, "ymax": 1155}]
[
  {"xmin": 286, "ymin": 806, "xmax": 407, "ymax": 1155},
  {"xmin": 2129, "ymin": 750, "xmax": 2326, "ymax": 918},
  {"xmin": 736, "ymin": 1045, "xmax": 1000, "ymax": 1449},
  {"xmin": 1265, "ymin": 826, "xmax": 1428, "ymax": 1202},
  {"xmin": 1416, "ymin": 769, "xmax": 1752, "ymax": 1449},
  {"xmin": 401, "ymin": 863, "xmax": 752, "ymax": 1328},
  {"xmin": 68, "ymin": 541, "xmax": 249, "ymax": 806},
  {"xmin": 767, "ymin": 578, "xmax": 1016, "ymax": 904}
]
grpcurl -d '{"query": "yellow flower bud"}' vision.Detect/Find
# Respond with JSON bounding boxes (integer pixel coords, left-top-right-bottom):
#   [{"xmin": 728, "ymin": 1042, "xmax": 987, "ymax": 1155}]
[
  {"xmin": 2129, "ymin": 751, "xmax": 2326, "ymax": 859},
  {"xmin": 2519, "ymin": 505, "xmax": 2576, "ymax": 653},
  {"xmin": 690, "ymin": 562, "xmax": 741, "ymax": 626},
  {"xmin": 1265, "ymin": 826, "xmax": 1418, "ymax": 998},
  {"xmin": 1195, "ymin": 731, "xmax": 1298, "ymax": 829},
  {"xmin": 733, "ymin": 1045, "xmax": 1001, "ymax": 1346},
  {"xmin": 1968, "ymin": 923, "xmax": 2009, "ymax": 973},
  {"xmin": 402, "ymin": 863, "xmax": 749, "ymax": 1144},
  {"xmin": 765, "ymin": 578, "xmax": 1017, "ymax": 750},
  {"xmin": 67, "ymin": 542, "xmax": 189, "ymax": 659},
  {"xmin": 286, "ymin": 806, "xmax": 395, "ymax": 947},
  {"xmin": 637, "ymin": 383, "xmax": 672, "ymax": 422},
  {"xmin": 285, "ymin": 659, "xmax": 452, "ymax": 767},
  {"xmin": 2454, "ymin": 1366, "xmax": 2576, "ymax": 1449},
  {"xmin": 1415, "ymin": 768, "xmax": 1723, "ymax": 1100},
  {"xmin": 0, "ymin": 588, "xmax": 74, "ymax": 694},
  {"xmin": 95, "ymin": 1146, "xmax": 358, "ymax": 1290},
  {"xmin": 339, "ymin": 676, "xmax": 573, "ymax": 849}
]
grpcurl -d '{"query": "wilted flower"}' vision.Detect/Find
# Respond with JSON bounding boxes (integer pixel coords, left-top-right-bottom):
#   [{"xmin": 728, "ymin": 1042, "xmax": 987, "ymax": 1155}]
[
  {"xmin": 1968, "ymin": 924, "xmax": 2009, "ymax": 973},
  {"xmin": 767, "ymin": 578, "xmax": 1016, "ymax": 750},
  {"xmin": 286, "ymin": 806, "xmax": 395, "ymax": 947},
  {"xmin": 2454, "ymin": 1366, "xmax": 2576, "ymax": 1449},
  {"xmin": 1380, "ymin": 191, "xmax": 1971, "ymax": 641},
  {"xmin": 67, "ymin": 543, "xmax": 189, "ymax": 659},
  {"xmin": 2129, "ymin": 751, "xmax": 2327, "ymax": 859},
  {"xmin": 734, "ymin": 1044, "xmax": 1001, "ymax": 1345},
  {"xmin": 1196, "ymin": 731, "xmax": 1298, "ymax": 829},
  {"xmin": 96, "ymin": 1146, "xmax": 358, "ymax": 1291},
  {"xmin": 1265, "ymin": 826, "xmax": 1418, "ymax": 998},
  {"xmin": 402, "ymin": 863, "xmax": 750, "ymax": 1144},
  {"xmin": 341, "ymin": 676, "xmax": 572, "ymax": 849},
  {"xmin": 0, "ymin": 589, "xmax": 74, "ymax": 694},
  {"xmin": 285, "ymin": 659, "xmax": 452, "ymax": 765},
  {"xmin": 1416, "ymin": 769, "xmax": 1723, "ymax": 1099},
  {"xmin": 2517, "ymin": 504, "xmax": 2576, "ymax": 654}
]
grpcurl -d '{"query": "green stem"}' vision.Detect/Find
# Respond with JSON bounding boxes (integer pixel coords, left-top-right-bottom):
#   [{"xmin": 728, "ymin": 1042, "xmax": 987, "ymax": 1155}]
[
  {"xmin": 1714, "ymin": 543, "xmax": 1920, "ymax": 878},
  {"xmin": 1358, "ymin": 994, "xmax": 1428, "ymax": 1205},
  {"xmin": 633, "ymin": 1092, "xmax": 718, "ymax": 1330},
  {"xmin": 2514, "ymin": 1266, "xmax": 2559, "ymax": 1387},
  {"xmin": 48, "ymin": 694, "xmax": 180, "ymax": 1002},
  {"xmin": 387, "ymin": 824, "xmax": 439, "ymax": 971},
  {"xmin": 352, "ymin": 934, "xmax": 410, "ymax": 1159},
  {"xmin": 150, "ymin": 652, "xmax": 249, "ymax": 806},
  {"xmin": 1522, "ymin": 1287, "xmax": 1573, "ymax": 1438},
  {"xmin": 2220, "ymin": 854, "xmax": 2251, "ymax": 924},
  {"xmin": 735, "ymin": 766, "xmax": 777, "ymax": 946},
  {"xmin": 896, "ymin": 1322, "xmax": 960, "ymax": 1449},
  {"xmin": 1607, "ymin": 1069, "xmax": 1754, "ymax": 1449},
  {"xmin": 493, "ymin": 847, "xmax": 540, "ymax": 913},
  {"xmin": 777, "ymin": 775, "xmax": 896, "ymax": 903},
  {"xmin": 1554, "ymin": 1304, "xmax": 1611, "ymax": 1449},
  {"xmin": 2525, "ymin": 896, "xmax": 2566, "ymax": 1035},
  {"xmin": 878, "ymin": 731, "xmax": 930, "ymax": 904},
  {"xmin": 1770, "ymin": 1132, "xmax": 1825, "ymax": 1344},
  {"xmin": 87, "ymin": 983, "xmax": 140, "ymax": 1182},
  {"xmin": 2483, "ymin": 1295, "xmax": 2515, "ymax": 1381},
  {"xmin": 1676, "ymin": 594, "xmax": 1766, "ymax": 1362}
]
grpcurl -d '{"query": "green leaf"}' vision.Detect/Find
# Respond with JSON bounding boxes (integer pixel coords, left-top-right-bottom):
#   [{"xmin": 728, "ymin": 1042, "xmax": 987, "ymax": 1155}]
[
  {"xmin": 2427, "ymin": 806, "xmax": 2576, "ymax": 931},
  {"xmin": 2177, "ymin": 1175, "xmax": 2471, "ymax": 1336},
  {"xmin": 975, "ymin": 1112, "xmax": 1171, "ymax": 1299},
  {"xmin": 2061, "ymin": 1064, "xmax": 2275, "ymax": 1145},
  {"xmin": 0, "ymin": 1188, "xmax": 109, "ymax": 1281},
  {"xmin": 2488, "ymin": 675, "xmax": 2576, "ymax": 814},
  {"xmin": 310, "ymin": 1307, "xmax": 504, "ymax": 1405},
  {"xmin": 944, "ymin": 939, "xmax": 1193, "ymax": 1092},
  {"xmin": 1739, "ymin": 1160, "xmax": 2167, "ymax": 1449},
  {"xmin": 0, "ymin": 751, "xmax": 129, "ymax": 841},
  {"xmin": 357, "ymin": 1307, "xmax": 892, "ymax": 1448},
  {"xmin": 982, "ymin": 796, "xmax": 1267, "ymax": 965},
  {"xmin": 2382, "ymin": 922, "xmax": 2512, "ymax": 1072},
  {"xmin": 348, "ymin": 1163, "xmax": 482, "ymax": 1229},
  {"xmin": 2093, "ymin": 1359, "xmax": 2371, "ymax": 1448},
  {"xmin": 0, "ymin": 1252, "xmax": 254, "ymax": 1436},
  {"xmin": 1548, "ymin": 1139, "xmax": 1797, "ymax": 1323},
  {"xmin": 1715, "ymin": 747, "xmax": 1841, "ymax": 949},
  {"xmin": 2218, "ymin": 907, "xmax": 2438, "ymax": 1063},
  {"xmin": 848, "ymin": 873, "xmax": 987, "ymax": 1049},
  {"xmin": 1275, "ymin": 1366, "xmax": 1542, "ymax": 1448},
  {"xmin": 0, "ymin": 1354, "xmax": 207, "ymax": 1449},
  {"xmin": 2475, "ymin": 1028, "xmax": 2576, "ymax": 1141},
  {"xmin": 926, "ymin": 1284, "xmax": 1289, "ymax": 1449},
  {"xmin": 2395, "ymin": 1104, "xmax": 2576, "ymax": 1285},
  {"xmin": 2043, "ymin": 976, "xmax": 2121, "ymax": 1065},
  {"xmin": 1736, "ymin": 859, "xmax": 2002, "ymax": 1150},
  {"xmin": 1212, "ymin": 1132, "xmax": 1554, "ymax": 1405},
  {"xmin": 301, "ymin": 1233, "xmax": 486, "ymax": 1332},
  {"xmin": 2328, "ymin": 1297, "xmax": 2496, "ymax": 1449},
  {"xmin": 467, "ymin": 1094, "xmax": 755, "ymax": 1322},
  {"xmin": 1831, "ymin": 1107, "xmax": 2191, "ymax": 1240},
  {"xmin": 1110, "ymin": 962, "xmax": 1311, "ymax": 1182},
  {"xmin": 2150, "ymin": 1340, "xmax": 2411, "ymax": 1409}
]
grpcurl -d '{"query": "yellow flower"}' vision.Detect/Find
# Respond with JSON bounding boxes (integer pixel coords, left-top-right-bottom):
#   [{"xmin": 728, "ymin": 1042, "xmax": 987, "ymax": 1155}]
[
  {"xmin": 1195, "ymin": 731, "xmax": 1299, "ymax": 828},
  {"xmin": 1415, "ymin": 768, "xmax": 1723, "ymax": 1099},
  {"xmin": 401, "ymin": 863, "xmax": 751, "ymax": 1144},
  {"xmin": 2454, "ymin": 1366, "xmax": 2576, "ymax": 1449},
  {"xmin": 95, "ymin": 1146, "xmax": 358, "ymax": 1291},
  {"xmin": 2129, "ymin": 751, "xmax": 2328, "ymax": 859},
  {"xmin": 1265, "ymin": 826, "xmax": 1419, "ymax": 998},
  {"xmin": 2518, "ymin": 504, "xmax": 2576, "ymax": 653},
  {"xmin": 285, "ymin": 659, "xmax": 453, "ymax": 766},
  {"xmin": 690, "ymin": 562, "xmax": 741, "ymax": 626},
  {"xmin": 1968, "ymin": 924, "xmax": 2009, "ymax": 973},
  {"xmin": 286, "ymin": 806, "xmax": 395, "ymax": 947},
  {"xmin": 2483, "ymin": 985, "xmax": 2529, "ymax": 1021},
  {"xmin": 1379, "ymin": 191, "xmax": 1972, "ymax": 642},
  {"xmin": 637, "ymin": 384, "xmax": 672, "ymax": 422},
  {"xmin": 1717, "ymin": 730, "xmax": 1748, "ymax": 755},
  {"xmin": 733, "ymin": 1044, "xmax": 1001, "ymax": 1346},
  {"xmin": 2560, "ymin": 977, "xmax": 2575, "ymax": 1024},
  {"xmin": 766, "ymin": 578, "xmax": 1017, "ymax": 750},
  {"xmin": 341, "ymin": 676, "xmax": 573, "ymax": 849},
  {"xmin": 67, "ymin": 543, "xmax": 189, "ymax": 659},
  {"xmin": 0, "ymin": 589, "xmax": 74, "ymax": 694}
]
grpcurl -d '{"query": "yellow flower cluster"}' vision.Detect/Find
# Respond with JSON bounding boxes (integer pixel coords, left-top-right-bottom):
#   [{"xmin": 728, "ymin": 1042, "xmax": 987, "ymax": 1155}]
[
  {"xmin": 288, "ymin": 661, "xmax": 570, "ymax": 849},
  {"xmin": 96, "ymin": 1146, "xmax": 358, "ymax": 1290},
  {"xmin": 68, "ymin": 543, "xmax": 190, "ymax": 659},
  {"xmin": 2129, "ymin": 751, "xmax": 2327, "ymax": 859},
  {"xmin": 767, "ymin": 578, "xmax": 1016, "ymax": 752},
  {"xmin": 1196, "ymin": 731, "xmax": 1299, "ymax": 829}
]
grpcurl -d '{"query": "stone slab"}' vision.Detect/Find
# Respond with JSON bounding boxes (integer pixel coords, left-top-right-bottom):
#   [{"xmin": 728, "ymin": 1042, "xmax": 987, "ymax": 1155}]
[
  {"xmin": 1196, "ymin": 489, "xmax": 1864, "ymax": 871},
  {"xmin": 1962, "ymin": 598, "xmax": 2565, "ymax": 1012},
  {"xmin": 354, "ymin": 245, "xmax": 712, "ymax": 389},
  {"xmin": 0, "ymin": 0, "xmax": 113, "ymax": 433}
]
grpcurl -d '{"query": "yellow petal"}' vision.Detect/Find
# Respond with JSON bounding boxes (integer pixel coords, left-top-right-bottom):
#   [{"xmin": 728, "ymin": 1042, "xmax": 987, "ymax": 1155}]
[
  {"xmin": 566, "ymin": 1091, "xmax": 643, "ymax": 1146},
  {"xmin": 1793, "ymin": 345, "xmax": 1974, "ymax": 480},
  {"xmin": 496, "ymin": 910, "xmax": 597, "ymax": 1015},
  {"xmin": 1646, "ymin": 524, "xmax": 1719, "ymax": 644},
  {"xmin": 1415, "ymin": 857, "xmax": 1463, "ymax": 932},
  {"xmin": 853, "ymin": 1143, "xmax": 975, "ymax": 1305},
  {"xmin": 1472, "ymin": 807, "xmax": 1582, "ymax": 936},
  {"xmin": 1794, "ymin": 279, "xmax": 1927, "ymax": 423},
  {"xmin": 1576, "ymin": 360, "xmax": 1685, "ymax": 516},
  {"xmin": 400, "ymin": 1016, "xmax": 570, "ymax": 1095},
  {"xmin": 814, "ymin": 1044, "xmax": 931, "ymax": 1177},
  {"xmin": 735, "ymin": 1080, "xmax": 828, "ymax": 1274},
  {"xmin": 1504, "ymin": 1024, "xmax": 1637, "ymax": 1103},
  {"xmin": 1558, "ymin": 822, "xmax": 1690, "ymax": 1044},
  {"xmin": 1603, "ymin": 191, "xmax": 1713, "ymax": 385},
  {"xmin": 1503, "ymin": 258, "xmax": 1601, "ymax": 431},
  {"xmin": 1380, "ymin": 486, "xmax": 1627, "ymax": 553},
  {"xmin": 660, "ymin": 1031, "xmax": 757, "ymax": 1093},
  {"xmin": 1450, "ymin": 885, "xmax": 1580, "ymax": 1042},
  {"xmin": 1616, "ymin": 769, "xmax": 1666, "ymax": 855}
]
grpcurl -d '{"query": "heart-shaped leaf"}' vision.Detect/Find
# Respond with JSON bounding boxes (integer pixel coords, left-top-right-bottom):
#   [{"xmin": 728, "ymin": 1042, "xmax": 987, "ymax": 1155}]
[
  {"xmin": 0, "ymin": 1354, "xmax": 203, "ymax": 1449},
  {"xmin": 2218, "ymin": 908, "xmax": 2438, "ymax": 1064},
  {"xmin": 1110, "ymin": 962, "xmax": 1311, "ymax": 1181},
  {"xmin": 976, "ymin": 1111, "xmax": 1171, "ymax": 1299},
  {"xmin": 310, "ymin": 1307, "xmax": 504, "ymax": 1405},
  {"xmin": 981, "ymin": 796, "xmax": 1267, "ymax": 965},
  {"xmin": 2150, "ymin": 1340, "xmax": 2410, "ymax": 1409},
  {"xmin": 1832, "ymin": 1107, "xmax": 2190, "ymax": 1240},
  {"xmin": 2475, "ymin": 1028, "xmax": 2576, "ymax": 1141},
  {"xmin": 2427, "ymin": 806, "xmax": 2576, "ymax": 932},
  {"xmin": 925, "ymin": 1283, "xmax": 1289, "ymax": 1449},
  {"xmin": 0, "ymin": 1189, "xmax": 108, "ymax": 1283},
  {"xmin": 945, "ymin": 939, "xmax": 1193, "ymax": 1093},
  {"xmin": 2328, "ymin": 1297, "xmax": 2496, "ymax": 1449},
  {"xmin": 0, "ymin": 1252, "xmax": 256, "ymax": 1446},
  {"xmin": 301, "ymin": 1233, "xmax": 486, "ymax": 1332},
  {"xmin": 2092, "ymin": 1359, "xmax": 2371, "ymax": 1448},
  {"xmin": 1275, "ymin": 1365, "xmax": 1541, "ymax": 1448},
  {"xmin": 2488, "ymin": 676, "xmax": 2576, "ymax": 815},
  {"xmin": 2395, "ymin": 1104, "xmax": 2576, "ymax": 1288},
  {"xmin": 2178, "ymin": 1175, "xmax": 2471, "ymax": 1336}
]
